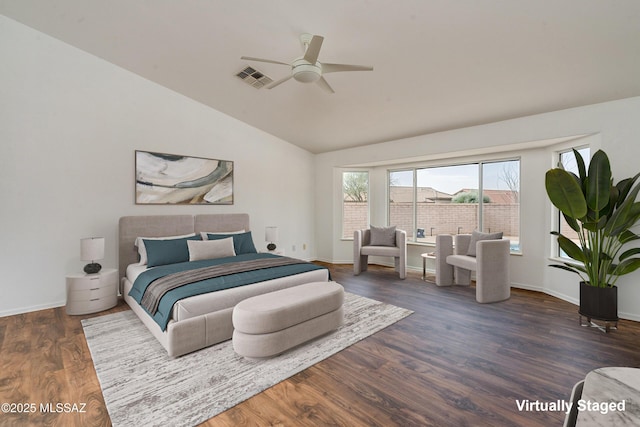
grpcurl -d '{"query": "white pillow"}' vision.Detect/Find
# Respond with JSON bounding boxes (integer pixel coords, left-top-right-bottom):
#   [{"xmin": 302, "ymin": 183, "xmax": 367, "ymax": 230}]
[
  {"xmin": 200, "ymin": 230, "xmax": 245, "ymax": 240},
  {"xmin": 188, "ymin": 238, "xmax": 236, "ymax": 261},
  {"xmin": 135, "ymin": 233, "xmax": 197, "ymax": 265}
]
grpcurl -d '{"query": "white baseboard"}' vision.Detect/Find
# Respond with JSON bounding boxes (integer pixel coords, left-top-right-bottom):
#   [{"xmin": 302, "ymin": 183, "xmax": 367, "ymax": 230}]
[
  {"xmin": 0, "ymin": 300, "xmax": 66, "ymax": 318},
  {"xmin": 542, "ymin": 288, "xmax": 579, "ymax": 306},
  {"xmin": 510, "ymin": 281, "xmax": 546, "ymax": 294},
  {"xmin": 316, "ymin": 258, "xmax": 350, "ymax": 265},
  {"xmin": 618, "ymin": 310, "xmax": 640, "ymax": 322}
]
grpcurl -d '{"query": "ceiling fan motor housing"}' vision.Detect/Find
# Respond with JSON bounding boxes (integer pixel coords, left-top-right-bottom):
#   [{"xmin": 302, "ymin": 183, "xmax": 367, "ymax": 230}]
[{"xmin": 292, "ymin": 58, "xmax": 321, "ymax": 83}]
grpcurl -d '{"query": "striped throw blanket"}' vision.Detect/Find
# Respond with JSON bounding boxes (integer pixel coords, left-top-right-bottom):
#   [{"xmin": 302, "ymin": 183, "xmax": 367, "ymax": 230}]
[{"xmin": 140, "ymin": 256, "xmax": 308, "ymax": 315}]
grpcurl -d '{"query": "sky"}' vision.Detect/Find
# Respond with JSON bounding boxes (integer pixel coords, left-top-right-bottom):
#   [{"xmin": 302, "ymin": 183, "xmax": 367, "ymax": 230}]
[
  {"xmin": 390, "ymin": 160, "xmax": 520, "ymax": 195},
  {"xmin": 389, "ymin": 147, "xmax": 591, "ymax": 195}
]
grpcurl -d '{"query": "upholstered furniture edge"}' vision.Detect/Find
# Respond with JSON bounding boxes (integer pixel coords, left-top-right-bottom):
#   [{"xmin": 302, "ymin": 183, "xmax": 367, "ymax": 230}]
[
  {"xmin": 353, "ymin": 228, "xmax": 407, "ymax": 279},
  {"xmin": 435, "ymin": 233, "xmax": 510, "ymax": 303}
]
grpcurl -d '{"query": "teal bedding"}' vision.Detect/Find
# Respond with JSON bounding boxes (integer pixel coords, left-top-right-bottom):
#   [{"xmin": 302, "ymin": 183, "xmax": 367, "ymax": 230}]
[{"xmin": 129, "ymin": 253, "xmax": 329, "ymax": 331}]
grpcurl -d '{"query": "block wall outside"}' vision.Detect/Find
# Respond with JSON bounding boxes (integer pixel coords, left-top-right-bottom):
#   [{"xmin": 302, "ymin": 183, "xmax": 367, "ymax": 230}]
[
  {"xmin": 342, "ymin": 202, "xmax": 369, "ymax": 239},
  {"xmin": 344, "ymin": 202, "xmax": 521, "ymax": 240}
]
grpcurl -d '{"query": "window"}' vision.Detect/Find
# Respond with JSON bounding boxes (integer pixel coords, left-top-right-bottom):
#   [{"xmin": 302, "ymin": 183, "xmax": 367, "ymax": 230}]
[
  {"xmin": 342, "ymin": 171, "xmax": 369, "ymax": 239},
  {"xmin": 389, "ymin": 170, "xmax": 415, "ymax": 240},
  {"xmin": 482, "ymin": 160, "xmax": 520, "ymax": 251},
  {"xmin": 556, "ymin": 146, "xmax": 590, "ymax": 258},
  {"xmin": 388, "ymin": 159, "xmax": 520, "ymax": 252}
]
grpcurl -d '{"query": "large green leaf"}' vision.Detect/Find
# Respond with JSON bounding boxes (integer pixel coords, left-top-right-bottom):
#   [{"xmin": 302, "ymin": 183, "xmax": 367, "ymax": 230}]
[
  {"xmin": 573, "ymin": 148, "xmax": 587, "ymax": 183},
  {"xmin": 605, "ymin": 184, "xmax": 640, "ymax": 236},
  {"xmin": 562, "ymin": 212, "xmax": 581, "ymax": 233},
  {"xmin": 545, "ymin": 169, "xmax": 587, "ymax": 219},
  {"xmin": 585, "ymin": 207, "xmax": 598, "ymax": 223},
  {"xmin": 549, "ymin": 264, "xmax": 583, "ymax": 275},
  {"xmin": 602, "ymin": 186, "xmax": 619, "ymax": 218},
  {"xmin": 616, "ymin": 172, "xmax": 640, "ymax": 207},
  {"xmin": 615, "ymin": 258, "xmax": 640, "ymax": 275},
  {"xmin": 598, "ymin": 252, "xmax": 613, "ymax": 261},
  {"xmin": 629, "ymin": 202, "xmax": 640, "ymax": 225},
  {"xmin": 586, "ymin": 150, "xmax": 612, "ymax": 212},
  {"xmin": 619, "ymin": 230, "xmax": 640, "ymax": 244},
  {"xmin": 596, "ymin": 215, "xmax": 608, "ymax": 230},
  {"xmin": 557, "ymin": 234, "xmax": 587, "ymax": 263},
  {"xmin": 582, "ymin": 218, "xmax": 601, "ymax": 232},
  {"xmin": 619, "ymin": 247, "xmax": 640, "ymax": 261}
]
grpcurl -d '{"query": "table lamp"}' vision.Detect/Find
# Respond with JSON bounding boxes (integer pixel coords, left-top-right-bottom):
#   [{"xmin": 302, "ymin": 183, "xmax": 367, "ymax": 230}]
[
  {"xmin": 265, "ymin": 226, "xmax": 278, "ymax": 251},
  {"xmin": 81, "ymin": 237, "xmax": 105, "ymax": 274}
]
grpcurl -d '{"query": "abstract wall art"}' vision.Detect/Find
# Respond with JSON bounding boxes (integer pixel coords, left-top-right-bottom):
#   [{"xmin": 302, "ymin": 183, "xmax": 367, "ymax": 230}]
[{"xmin": 135, "ymin": 150, "xmax": 234, "ymax": 205}]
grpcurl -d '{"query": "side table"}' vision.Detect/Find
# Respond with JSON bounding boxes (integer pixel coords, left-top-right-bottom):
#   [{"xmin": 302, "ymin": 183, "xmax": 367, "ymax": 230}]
[
  {"xmin": 261, "ymin": 249, "xmax": 285, "ymax": 256},
  {"xmin": 421, "ymin": 252, "xmax": 436, "ymax": 280},
  {"xmin": 66, "ymin": 268, "xmax": 118, "ymax": 315}
]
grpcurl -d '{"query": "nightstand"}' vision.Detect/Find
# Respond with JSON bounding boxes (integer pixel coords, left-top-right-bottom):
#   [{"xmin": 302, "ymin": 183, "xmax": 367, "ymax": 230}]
[
  {"xmin": 262, "ymin": 249, "xmax": 285, "ymax": 256},
  {"xmin": 66, "ymin": 268, "xmax": 118, "ymax": 315}
]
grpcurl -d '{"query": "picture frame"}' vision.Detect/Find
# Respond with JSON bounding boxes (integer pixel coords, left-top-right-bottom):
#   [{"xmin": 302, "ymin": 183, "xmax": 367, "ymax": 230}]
[{"xmin": 135, "ymin": 150, "xmax": 234, "ymax": 205}]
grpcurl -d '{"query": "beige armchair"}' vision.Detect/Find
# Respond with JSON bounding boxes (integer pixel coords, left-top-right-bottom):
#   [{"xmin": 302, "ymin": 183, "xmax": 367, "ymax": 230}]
[
  {"xmin": 435, "ymin": 232, "xmax": 510, "ymax": 303},
  {"xmin": 354, "ymin": 227, "xmax": 407, "ymax": 279}
]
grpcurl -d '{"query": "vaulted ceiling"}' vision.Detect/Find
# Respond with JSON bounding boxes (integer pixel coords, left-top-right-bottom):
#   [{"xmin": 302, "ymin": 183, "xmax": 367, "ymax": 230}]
[{"xmin": 2, "ymin": 0, "xmax": 640, "ymax": 153}]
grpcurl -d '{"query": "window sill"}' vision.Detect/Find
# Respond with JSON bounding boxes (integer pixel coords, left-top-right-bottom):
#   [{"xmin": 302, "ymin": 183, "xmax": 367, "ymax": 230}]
[
  {"xmin": 407, "ymin": 241, "xmax": 435, "ymax": 248},
  {"xmin": 341, "ymin": 238, "xmax": 435, "ymax": 246},
  {"xmin": 343, "ymin": 238, "xmax": 522, "ymax": 255}
]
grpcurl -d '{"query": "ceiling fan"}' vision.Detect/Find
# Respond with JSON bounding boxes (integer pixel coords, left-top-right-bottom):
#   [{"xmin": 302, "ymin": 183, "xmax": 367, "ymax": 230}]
[{"xmin": 241, "ymin": 33, "xmax": 373, "ymax": 94}]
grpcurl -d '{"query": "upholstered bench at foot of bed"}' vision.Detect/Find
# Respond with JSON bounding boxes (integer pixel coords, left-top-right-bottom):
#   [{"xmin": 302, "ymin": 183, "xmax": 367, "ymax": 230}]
[{"xmin": 232, "ymin": 281, "xmax": 344, "ymax": 358}]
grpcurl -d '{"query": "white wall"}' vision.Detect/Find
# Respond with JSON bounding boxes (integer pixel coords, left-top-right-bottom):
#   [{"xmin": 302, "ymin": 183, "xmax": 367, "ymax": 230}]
[
  {"xmin": 315, "ymin": 96, "xmax": 640, "ymax": 321},
  {"xmin": 0, "ymin": 16, "xmax": 316, "ymax": 316}
]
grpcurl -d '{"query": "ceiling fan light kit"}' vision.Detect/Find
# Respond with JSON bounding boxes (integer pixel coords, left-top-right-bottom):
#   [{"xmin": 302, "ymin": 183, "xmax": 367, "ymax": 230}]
[
  {"xmin": 292, "ymin": 59, "xmax": 321, "ymax": 83},
  {"xmin": 241, "ymin": 33, "xmax": 373, "ymax": 93}
]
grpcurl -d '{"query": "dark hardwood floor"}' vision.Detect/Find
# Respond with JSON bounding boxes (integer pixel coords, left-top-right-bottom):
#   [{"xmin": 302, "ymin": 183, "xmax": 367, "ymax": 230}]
[{"xmin": 2, "ymin": 263, "xmax": 640, "ymax": 426}]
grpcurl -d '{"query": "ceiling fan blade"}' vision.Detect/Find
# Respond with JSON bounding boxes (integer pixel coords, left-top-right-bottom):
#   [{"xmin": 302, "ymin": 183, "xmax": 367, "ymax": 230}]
[
  {"xmin": 321, "ymin": 63, "xmax": 374, "ymax": 74},
  {"xmin": 303, "ymin": 35, "xmax": 324, "ymax": 64},
  {"xmin": 241, "ymin": 56, "xmax": 290, "ymax": 66},
  {"xmin": 266, "ymin": 75, "xmax": 294, "ymax": 89},
  {"xmin": 316, "ymin": 76, "xmax": 335, "ymax": 94}
]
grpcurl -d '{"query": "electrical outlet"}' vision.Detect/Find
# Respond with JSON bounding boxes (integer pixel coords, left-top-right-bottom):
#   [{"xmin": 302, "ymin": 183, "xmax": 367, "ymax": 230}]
[
  {"xmin": 303, "ymin": 243, "xmax": 307, "ymax": 250},
  {"xmin": 292, "ymin": 245, "xmax": 296, "ymax": 252}
]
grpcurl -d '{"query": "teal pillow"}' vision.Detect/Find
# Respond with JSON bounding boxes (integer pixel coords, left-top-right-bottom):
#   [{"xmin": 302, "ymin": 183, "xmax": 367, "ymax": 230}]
[
  {"xmin": 144, "ymin": 235, "xmax": 202, "ymax": 267},
  {"xmin": 207, "ymin": 231, "xmax": 257, "ymax": 255}
]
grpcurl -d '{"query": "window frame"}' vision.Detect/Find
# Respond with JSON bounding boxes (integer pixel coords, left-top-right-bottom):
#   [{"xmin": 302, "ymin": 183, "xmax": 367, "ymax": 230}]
[
  {"xmin": 553, "ymin": 145, "xmax": 591, "ymax": 260},
  {"xmin": 388, "ymin": 169, "xmax": 416, "ymax": 241},
  {"xmin": 387, "ymin": 157, "xmax": 521, "ymax": 253},
  {"xmin": 341, "ymin": 170, "xmax": 370, "ymax": 240}
]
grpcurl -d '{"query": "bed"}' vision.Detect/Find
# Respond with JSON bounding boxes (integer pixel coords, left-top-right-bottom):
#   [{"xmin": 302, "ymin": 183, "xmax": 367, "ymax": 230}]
[{"xmin": 119, "ymin": 214, "xmax": 330, "ymax": 357}]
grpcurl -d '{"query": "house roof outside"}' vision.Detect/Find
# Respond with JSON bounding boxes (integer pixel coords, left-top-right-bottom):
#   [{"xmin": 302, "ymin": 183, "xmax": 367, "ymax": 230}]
[
  {"xmin": 391, "ymin": 187, "xmax": 518, "ymax": 204},
  {"xmin": 390, "ymin": 186, "xmax": 453, "ymax": 203}
]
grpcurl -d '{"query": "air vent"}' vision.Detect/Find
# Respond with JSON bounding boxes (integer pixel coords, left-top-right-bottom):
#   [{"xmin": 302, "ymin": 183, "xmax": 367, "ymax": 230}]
[{"xmin": 236, "ymin": 66, "xmax": 274, "ymax": 89}]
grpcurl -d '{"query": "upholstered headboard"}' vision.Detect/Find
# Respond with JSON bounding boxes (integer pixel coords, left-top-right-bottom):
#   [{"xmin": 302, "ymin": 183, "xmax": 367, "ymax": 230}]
[{"xmin": 118, "ymin": 213, "xmax": 250, "ymax": 280}]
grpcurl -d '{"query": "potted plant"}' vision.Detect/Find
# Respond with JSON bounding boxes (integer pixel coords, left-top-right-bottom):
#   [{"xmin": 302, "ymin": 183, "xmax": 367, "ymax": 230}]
[{"xmin": 545, "ymin": 149, "xmax": 640, "ymax": 329}]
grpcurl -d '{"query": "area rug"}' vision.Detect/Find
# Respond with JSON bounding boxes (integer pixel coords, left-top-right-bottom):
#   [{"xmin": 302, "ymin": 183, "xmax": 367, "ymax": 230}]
[{"xmin": 82, "ymin": 292, "xmax": 413, "ymax": 427}]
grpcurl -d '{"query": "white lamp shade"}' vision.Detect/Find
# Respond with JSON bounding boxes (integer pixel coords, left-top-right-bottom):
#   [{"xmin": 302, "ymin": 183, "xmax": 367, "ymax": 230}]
[
  {"xmin": 265, "ymin": 226, "xmax": 278, "ymax": 243},
  {"xmin": 81, "ymin": 237, "xmax": 105, "ymax": 261}
]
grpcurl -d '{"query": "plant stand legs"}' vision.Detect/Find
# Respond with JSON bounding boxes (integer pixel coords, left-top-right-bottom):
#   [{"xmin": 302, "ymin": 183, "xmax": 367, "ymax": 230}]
[{"xmin": 580, "ymin": 315, "xmax": 618, "ymax": 333}]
